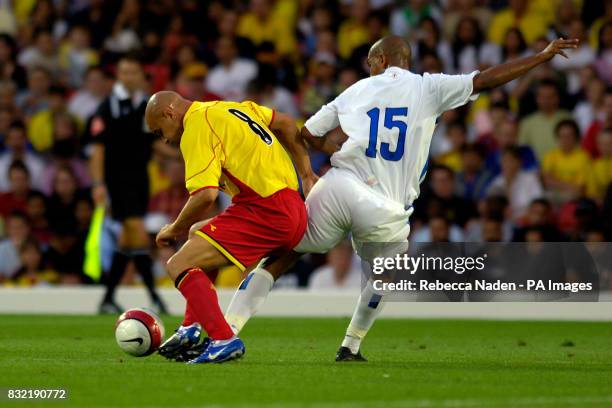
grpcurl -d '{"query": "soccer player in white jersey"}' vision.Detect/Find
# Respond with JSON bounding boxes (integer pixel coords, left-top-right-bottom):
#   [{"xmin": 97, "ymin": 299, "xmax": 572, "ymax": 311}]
[{"xmin": 224, "ymin": 35, "xmax": 580, "ymax": 361}]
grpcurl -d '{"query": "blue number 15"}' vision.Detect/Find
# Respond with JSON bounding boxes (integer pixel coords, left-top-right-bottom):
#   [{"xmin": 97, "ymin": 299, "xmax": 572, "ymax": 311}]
[{"xmin": 365, "ymin": 107, "xmax": 408, "ymax": 162}]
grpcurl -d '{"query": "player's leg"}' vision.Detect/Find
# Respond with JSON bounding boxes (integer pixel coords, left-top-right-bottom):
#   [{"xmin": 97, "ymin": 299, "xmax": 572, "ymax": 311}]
[
  {"xmin": 337, "ymin": 192, "xmax": 412, "ymax": 361},
  {"xmin": 124, "ymin": 217, "xmax": 167, "ymax": 313},
  {"xmin": 225, "ymin": 252, "xmax": 301, "ymax": 334},
  {"xmin": 174, "ymin": 219, "xmax": 216, "ymax": 330},
  {"xmin": 225, "ymin": 172, "xmax": 349, "ymax": 334},
  {"xmin": 99, "ymin": 218, "xmax": 131, "ymax": 314},
  {"xmin": 165, "ymin": 234, "xmax": 245, "ymax": 363}
]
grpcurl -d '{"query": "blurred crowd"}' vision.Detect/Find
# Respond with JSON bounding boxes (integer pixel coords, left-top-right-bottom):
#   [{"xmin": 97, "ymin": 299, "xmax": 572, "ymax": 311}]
[{"xmin": 0, "ymin": 0, "xmax": 611, "ymax": 290}]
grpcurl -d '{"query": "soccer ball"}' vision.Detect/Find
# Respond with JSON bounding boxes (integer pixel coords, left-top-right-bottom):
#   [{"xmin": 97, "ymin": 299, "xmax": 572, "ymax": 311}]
[{"xmin": 115, "ymin": 308, "xmax": 165, "ymax": 357}]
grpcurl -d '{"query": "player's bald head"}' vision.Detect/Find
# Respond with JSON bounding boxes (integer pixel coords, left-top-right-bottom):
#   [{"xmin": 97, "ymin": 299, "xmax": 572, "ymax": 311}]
[
  {"xmin": 367, "ymin": 35, "xmax": 411, "ymax": 76},
  {"xmin": 145, "ymin": 91, "xmax": 192, "ymax": 146}
]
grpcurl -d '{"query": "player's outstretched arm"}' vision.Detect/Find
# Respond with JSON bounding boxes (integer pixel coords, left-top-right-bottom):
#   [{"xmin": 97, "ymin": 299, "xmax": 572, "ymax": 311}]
[
  {"xmin": 472, "ymin": 38, "xmax": 579, "ymax": 94},
  {"xmin": 270, "ymin": 111, "xmax": 318, "ymax": 196},
  {"xmin": 156, "ymin": 188, "xmax": 218, "ymax": 247}
]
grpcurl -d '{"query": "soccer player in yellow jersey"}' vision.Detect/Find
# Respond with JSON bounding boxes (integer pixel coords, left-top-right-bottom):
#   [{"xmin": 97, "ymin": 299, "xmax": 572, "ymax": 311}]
[{"xmin": 144, "ymin": 91, "xmax": 316, "ymax": 363}]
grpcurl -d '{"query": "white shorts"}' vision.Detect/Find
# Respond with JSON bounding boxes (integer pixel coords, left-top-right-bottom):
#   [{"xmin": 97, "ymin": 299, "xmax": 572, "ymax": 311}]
[{"xmin": 294, "ymin": 167, "xmax": 412, "ymax": 260}]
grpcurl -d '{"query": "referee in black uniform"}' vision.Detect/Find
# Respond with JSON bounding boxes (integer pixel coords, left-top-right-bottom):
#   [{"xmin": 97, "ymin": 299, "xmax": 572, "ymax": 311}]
[{"xmin": 90, "ymin": 55, "xmax": 166, "ymax": 314}]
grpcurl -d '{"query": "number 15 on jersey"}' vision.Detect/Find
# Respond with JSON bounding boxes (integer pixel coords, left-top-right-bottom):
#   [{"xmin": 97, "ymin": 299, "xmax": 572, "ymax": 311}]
[{"xmin": 365, "ymin": 107, "xmax": 408, "ymax": 162}]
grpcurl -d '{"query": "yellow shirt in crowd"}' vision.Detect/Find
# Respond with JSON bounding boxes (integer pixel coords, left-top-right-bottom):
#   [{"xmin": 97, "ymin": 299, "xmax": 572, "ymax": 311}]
[
  {"xmin": 542, "ymin": 147, "xmax": 590, "ymax": 187},
  {"xmin": 587, "ymin": 156, "xmax": 612, "ymax": 200}
]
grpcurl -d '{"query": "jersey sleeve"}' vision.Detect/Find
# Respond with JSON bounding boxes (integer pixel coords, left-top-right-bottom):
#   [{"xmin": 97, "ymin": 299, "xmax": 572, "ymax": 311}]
[
  {"xmin": 181, "ymin": 118, "xmax": 222, "ymax": 195},
  {"xmin": 242, "ymin": 100, "xmax": 275, "ymax": 126},
  {"xmin": 89, "ymin": 102, "xmax": 109, "ymax": 145},
  {"xmin": 304, "ymin": 98, "xmax": 340, "ymax": 137},
  {"xmin": 427, "ymin": 71, "xmax": 479, "ymax": 116}
]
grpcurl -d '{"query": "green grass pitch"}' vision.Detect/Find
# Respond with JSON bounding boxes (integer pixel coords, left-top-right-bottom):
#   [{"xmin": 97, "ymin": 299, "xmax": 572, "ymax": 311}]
[{"xmin": 1, "ymin": 315, "xmax": 612, "ymax": 407}]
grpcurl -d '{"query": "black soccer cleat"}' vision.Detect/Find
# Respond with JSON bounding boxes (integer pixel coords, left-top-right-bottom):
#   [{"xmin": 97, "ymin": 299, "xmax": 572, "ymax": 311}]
[
  {"xmin": 175, "ymin": 337, "xmax": 211, "ymax": 362},
  {"xmin": 335, "ymin": 346, "xmax": 367, "ymax": 362},
  {"xmin": 99, "ymin": 300, "xmax": 123, "ymax": 315}
]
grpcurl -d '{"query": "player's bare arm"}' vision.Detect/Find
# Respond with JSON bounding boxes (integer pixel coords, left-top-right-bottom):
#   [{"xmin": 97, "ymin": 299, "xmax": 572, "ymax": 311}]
[
  {"xmin": 472, "ymin": 38, "xmax": 579, "ymax": 94},
  {"xmin": 89, "ymin": 143, "xmax": 106, "ymax": 204},
  {"xmin": 269, "ymin": 111, "xmax": 319, "ymax": 196},
  {"xmin": 301, "ymin": 126, "xmax": 348, "ymax": 155},
  {"xmin": 156, "ymin": 188, "xmax": 218, "ymax": 247}
]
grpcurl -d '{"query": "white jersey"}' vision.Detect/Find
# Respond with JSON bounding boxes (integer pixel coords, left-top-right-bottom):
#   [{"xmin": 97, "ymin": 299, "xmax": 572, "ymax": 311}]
[{"xmin": 304, "ymin": 66, "xmax": 479, "ymax": 207}]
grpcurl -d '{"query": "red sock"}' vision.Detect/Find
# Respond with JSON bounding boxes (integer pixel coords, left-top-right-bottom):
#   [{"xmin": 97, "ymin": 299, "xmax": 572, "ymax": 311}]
[
  {"xmin": 175, "ymin": 268, "xmax": 234, "ymax": 340},
  {"xmin": 182, "ymin": 269, "xmax": 220, "ymax": 327},
  {"xmin": 182, "ymin": 302, "xmax": 197, "ymax": 327}
]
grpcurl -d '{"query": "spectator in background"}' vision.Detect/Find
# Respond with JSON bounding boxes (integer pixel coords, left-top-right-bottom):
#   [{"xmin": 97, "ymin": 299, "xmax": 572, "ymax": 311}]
[
  {"xmin": 487, "ymin": 0, "xmax": 548, "ymax": 45},
  {"xmin": 17, "ymin": 30, "xmax": 59, "ymax": 78},
  {"xmin": 587, "ymin": 128, "xmax": 612, "ymax": 202},
  {"xmin": 27, "ymin": 85, "xmax": 71, "ymax": 153},
  {"xmin": 574, "ymin": 76, "xmax": 606, "ymax": 134},
  {"xmin": 174, "ymin": 63, "xmax": 220, "ymax": 103},
  {"xmin": 594, "ymin": 22, "xmax": 612, "ymax": 85},
  {"xmin": 487, "ymin": 146, "xmax": 543, "ymax": 220},
  {"xmin": 451, "ymin": 16, "xmax": 500, "ymax": 74},
  {"xmin": 513, "ymin": 198, "xmax": 563, "ymax": 241},
  {"xmin": 435, "ymin": 120, "xmax": 467, "ymax": 172},
  {"xmin": 46, "ymin": 166, "xmax": 82, "ymax": 234},
  {"xmin": 104, "ymin": 0, "xmax": 141, "ymax": 54},
  {"xmin": 40, "ymin": 113, "xmax": 90, "ymax": 195},
  {"xmin": 0, "ymin": 211, "xmax": 30, "ymax": 282},
  {"xmin": 464, "ymin": 195, "xmax": 513, "ymax": 242},
  {"xmin": 415, "ymin": 165, "xmax": 477, "ymax": 228},
  {"xmin": 548, "ymin": 0, "xmax": 579, "ymax": 40},
  {"xmin": 308, "ymin": 240, "xmax": 361, "ymax": 291},
  {"xmin": 237, "ymin": 0, "xmax": 296, "ymax": 57},
  {"xmin": 518, "ymin": 80, "xmax": 572, "ymax": 161},
  {"xmin": 302, "ymin": 52, "xmax": 337, "ymax": 117},
  {"xmin": 583, "ymin": 87, "xmax": 612, "ymax": 157},
  {"xmin": 411, "ymin": 17, "xmax": 452, "ymax": 74},
  {"xmin": 206, "ymin": 36, "xmax": 257, "ymax": 101},
  {"xmin": 336, "ymin": 0, "xmax": 370, "ymax": 60},
  {"xmin": 16, "ymin": 66, "xmax": 51, "ymax": 117},
  {"xmin": 485, "ymin": 119, "xmax": 538, "ymax": 177},
  {"xmin": 0, "ymin": 34, "xmax": 27, "ymax": 89},
  {"xmin": 551, "ymin": 19, "xmax": 595, "ymax": 95},
  {"xmin": 0, "ymin": 161, "xmax": 33, "ymax": 218},
  {"xmin": 25, "ymin": 191, "xmax": 51, "ymax": 244},
  {"xmin": 9, "ymin": 238, "xmax": 59, "ymax": 287},
  {"xmin": 217, "ymin": 10, "xmax": 255, "ymax": 59},
  {"xmin": 246, "ymin": 72, "xmax": 299, "ymax": 117},
  {"xmin": 0, "ymin": 122, "xmax": 44, "ymax": 192},
  {"xmin": 543, "ymin": 119, "xmax": 590, "ymax": 203},
  {"xmin": 390, "ymin": 0, "xmax": 441, "ymax": 39},
  {"xmin": 148, "ymin": 158, "xmax": 188, "ymax": 221},
  {"xmin": 59, "ymin": 25, "xmax": 99, "ymax": 88},
  {"xmin": 67, "ymin": 66, "xmax": 109, "ymax": 124},
  {"xmin": 456, "ymin": 144, "xmax": 492, "ymax": 202},
  {"xmin": 442, "ymin": 0, "xmax": 492, "ymax": 41}
]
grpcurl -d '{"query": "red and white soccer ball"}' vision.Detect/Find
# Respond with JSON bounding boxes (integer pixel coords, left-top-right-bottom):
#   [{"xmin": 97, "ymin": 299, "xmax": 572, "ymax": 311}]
[{"xmin": 115, "ymin": 308, "xmax": 165, "ymax": 357}]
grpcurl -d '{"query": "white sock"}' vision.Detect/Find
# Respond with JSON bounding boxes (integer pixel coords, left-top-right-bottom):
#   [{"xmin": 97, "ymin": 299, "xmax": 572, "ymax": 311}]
[
  {"xmin": 341, "ymin": 281, "xmax": 385, "ymax": 354},
  {"xmin": 225, "ymin": 267, "xmax": 275, "ymax": 334}
]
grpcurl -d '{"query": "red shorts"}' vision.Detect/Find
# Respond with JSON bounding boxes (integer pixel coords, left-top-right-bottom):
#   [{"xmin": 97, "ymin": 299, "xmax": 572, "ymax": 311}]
[{"xmin": 196, "ymin": 188, "xmax": 307, "ymax": 271}]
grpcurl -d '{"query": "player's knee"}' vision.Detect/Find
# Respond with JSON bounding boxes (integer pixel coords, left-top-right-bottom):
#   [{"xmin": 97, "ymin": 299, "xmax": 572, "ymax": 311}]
[
  {"xmin": 188, "ymin": 223, "xmax": 200, "ymax": 240},
  {"xmin": 165, "ymin": 254, "xmax": 183, "ymax": 281}
]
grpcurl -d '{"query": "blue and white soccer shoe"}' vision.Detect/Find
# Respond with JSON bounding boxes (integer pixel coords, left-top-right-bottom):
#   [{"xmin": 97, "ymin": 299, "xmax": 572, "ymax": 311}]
[
  {"xmin": 158, "ymin": 323, "xmax": 205, "ymax": 361},
  {"xmin": 187, "ymin": 336, "xmax": 245, "ymax": 364}
]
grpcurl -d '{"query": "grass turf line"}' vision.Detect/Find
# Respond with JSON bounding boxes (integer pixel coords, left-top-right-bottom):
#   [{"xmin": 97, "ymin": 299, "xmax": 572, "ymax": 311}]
[{"xmin": 1, "ymin": 315, "xmax": 611, "ymax": 407}]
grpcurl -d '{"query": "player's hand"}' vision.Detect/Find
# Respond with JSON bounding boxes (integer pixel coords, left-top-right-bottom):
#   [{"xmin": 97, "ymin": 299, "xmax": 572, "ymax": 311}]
[
  {"xmin": 302, "ymin": 173, "xmax": 319, "ymax": 198},
  {"xmin": 540, "ymin": 38, "xmax": 579, "ymax": 60},
  {"xmin": 92, "ymin": 184, "xmax": 107, "ymax": 205},
  {"xmin": 156, "ymin": 223, "xmax": 178, "ymax": 248}
]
